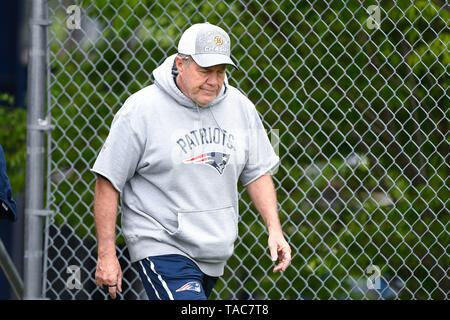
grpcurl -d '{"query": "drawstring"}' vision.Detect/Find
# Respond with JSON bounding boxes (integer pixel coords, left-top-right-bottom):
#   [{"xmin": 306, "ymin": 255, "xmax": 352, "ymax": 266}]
[
  {"xmin": 208, "ymin": 106, "xmax": 227, "ymax": 154},
  {"xmin": 195, "ymin": 104, "xmax": 203, "ymax": 153},
  {"xmin": 196, "ymin": 104, "xmax": 227, "ymax": 154},
  {"xmin": 207, "ymin": 105, "xmax": 225, "ymax": 136}
]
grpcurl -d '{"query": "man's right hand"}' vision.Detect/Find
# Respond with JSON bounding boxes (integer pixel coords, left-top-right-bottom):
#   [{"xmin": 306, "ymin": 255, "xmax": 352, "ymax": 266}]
[{"xmin": 95, "ymin": 254, "xmax": 122, "ymax": 299}]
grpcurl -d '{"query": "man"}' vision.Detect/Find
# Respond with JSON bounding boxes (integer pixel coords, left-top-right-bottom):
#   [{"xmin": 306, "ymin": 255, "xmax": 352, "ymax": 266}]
[{"xmin": 92, "ymin": 23, "xmax": 291, "ymax": 300}]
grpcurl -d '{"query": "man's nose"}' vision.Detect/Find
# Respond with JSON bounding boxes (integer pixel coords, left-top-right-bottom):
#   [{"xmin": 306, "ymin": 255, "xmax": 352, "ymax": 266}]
[{"xmin": 206, "ymin": 72, "xmax": 220, "ymax": 86}]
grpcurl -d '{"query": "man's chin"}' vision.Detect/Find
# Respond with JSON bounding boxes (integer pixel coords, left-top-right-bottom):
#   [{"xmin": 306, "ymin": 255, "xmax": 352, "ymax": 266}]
[{"xmin": 195, "ymin": 97, "xmax": 216, "ymax": 107}]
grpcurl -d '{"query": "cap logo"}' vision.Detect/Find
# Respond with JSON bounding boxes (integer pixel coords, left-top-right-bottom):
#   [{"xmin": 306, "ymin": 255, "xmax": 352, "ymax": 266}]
[
  {"xmin": 189, "ymin": 27, "xmax": 233, "ymax": 61},
  {"xmin": 214, "ymin": 36, "xmax": 223, "ymax": 46}
]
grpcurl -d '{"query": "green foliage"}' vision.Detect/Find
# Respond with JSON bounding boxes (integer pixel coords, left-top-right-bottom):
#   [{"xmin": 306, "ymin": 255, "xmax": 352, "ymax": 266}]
[
  {"xmin": 0, "ymin": 94, "xmax": 27, "ymax": 194},
  {"xmin": 48, "ymin": 0, "xmax": 448, "ymax": 299}
]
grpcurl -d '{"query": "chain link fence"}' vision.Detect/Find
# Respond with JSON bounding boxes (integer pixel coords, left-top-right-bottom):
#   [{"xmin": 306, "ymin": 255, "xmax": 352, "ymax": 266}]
[{"xmin": 42, "ymin": 0, "xmax": 448, "ymax": 299}]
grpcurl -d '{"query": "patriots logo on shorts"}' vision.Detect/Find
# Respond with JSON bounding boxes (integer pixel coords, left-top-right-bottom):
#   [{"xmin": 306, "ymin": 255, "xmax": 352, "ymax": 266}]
[
  {"xmin": 176, "ymin": 281, "xmax": 201, "ymax": 293},
  {"xmin": 184, "ymin": 152, "xmax": 230, "ymax": 175}
]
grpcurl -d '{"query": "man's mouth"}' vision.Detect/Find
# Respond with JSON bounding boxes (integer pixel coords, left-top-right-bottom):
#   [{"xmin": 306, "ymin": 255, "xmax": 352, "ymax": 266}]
[{"xmin": 200, "ymin": 87, "xmax": 217, "ymax": 94}]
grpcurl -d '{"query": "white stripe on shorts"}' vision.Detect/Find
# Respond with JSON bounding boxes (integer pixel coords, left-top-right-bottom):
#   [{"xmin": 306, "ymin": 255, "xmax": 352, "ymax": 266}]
[
  {"xmin": 147, "ymin": 257, "xmax": 174, "ymax": 300},
  {"xmin": 139, "ymin": 260, "xmax": 161, "ymax": 300}
]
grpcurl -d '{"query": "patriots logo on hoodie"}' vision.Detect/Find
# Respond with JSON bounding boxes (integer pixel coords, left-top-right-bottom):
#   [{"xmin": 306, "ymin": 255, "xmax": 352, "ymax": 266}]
[{"xmin": 184, "ymin": 152, "xmax": 230, "ymax": 175}]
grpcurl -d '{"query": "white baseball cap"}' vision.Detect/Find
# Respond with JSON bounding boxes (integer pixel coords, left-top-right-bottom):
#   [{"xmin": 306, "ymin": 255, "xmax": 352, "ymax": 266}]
[{"xmin": 178, "ymin": 23, "xmax": 237, "ymax": 68}]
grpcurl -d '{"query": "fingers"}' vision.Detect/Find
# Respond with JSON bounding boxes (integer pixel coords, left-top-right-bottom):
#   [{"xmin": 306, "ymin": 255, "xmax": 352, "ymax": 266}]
[
  {"xmin": 97, "ymin": 281, "xmax": 120, "ymax": 299},
  {"xmin": 95, "ymin": 257, "xmax": 122, "ymax": 299},
  {"xmin": 108, "ymin": 284, "xmax": 118, "ymax": 299},
  {"xmin": 275, "ymin": 252, "xmax": 291, "ymax": 272},
  {"xmin": 268, "ymin": 232, "xmax": 292, "ymax": 273},
  {"xmin": 102, "ymin": 276, "xmax": 122, "ymax": 299},
  {"xmin": 106, "ymin": 271, "xmax": 122, "ymax": 299},
  {"xmin": 117, "ymin": 273, "xmax": 122, "ymax": 293},
  {"xmin": 272, "ymin": 244, "xmax": 292, "ymax": 273},
  {"xmin": 270, "ymin": 244, "xmax": 278, "ymax": 262}
]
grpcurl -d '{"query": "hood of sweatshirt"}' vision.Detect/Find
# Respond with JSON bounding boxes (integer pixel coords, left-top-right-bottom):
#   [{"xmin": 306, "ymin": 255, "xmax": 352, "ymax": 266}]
[{"xmin": 152, "ymin": 54, "xmax": 229, "ymax": 109}]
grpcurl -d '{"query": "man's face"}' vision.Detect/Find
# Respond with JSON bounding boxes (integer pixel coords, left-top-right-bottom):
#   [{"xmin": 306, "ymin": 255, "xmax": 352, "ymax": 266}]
[{"xmin": 175, "ymin": 56, "xmax": 226, "ymax": 107}]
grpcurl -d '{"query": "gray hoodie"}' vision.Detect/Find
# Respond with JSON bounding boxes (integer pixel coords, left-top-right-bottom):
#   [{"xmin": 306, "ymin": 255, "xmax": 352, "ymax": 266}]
[{"xmin": 92, "ymin": 54, "xmax": 279, "ymax": 276}]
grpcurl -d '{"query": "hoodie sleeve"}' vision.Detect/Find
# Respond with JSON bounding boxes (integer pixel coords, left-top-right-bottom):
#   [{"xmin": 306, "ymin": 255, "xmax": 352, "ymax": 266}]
[
  {"xmin": 91, "ymin": 103, "xmax": 144, "ymax": 193},
  {"xmin": 239, "ymin": 105, "xmax": 280, "ymax": 186}
]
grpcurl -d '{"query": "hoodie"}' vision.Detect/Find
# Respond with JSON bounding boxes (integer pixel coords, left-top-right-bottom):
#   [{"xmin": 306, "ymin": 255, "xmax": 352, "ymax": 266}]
[{"xmin": 91, "ymin": 54, "xmax": 279, "ymax": 276}]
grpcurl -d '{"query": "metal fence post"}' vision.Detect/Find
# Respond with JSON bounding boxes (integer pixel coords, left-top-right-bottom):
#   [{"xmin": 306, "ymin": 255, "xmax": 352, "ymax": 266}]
[{"xmin": 24, "ymin": 0, "xmax": 49, "ymax": 300}]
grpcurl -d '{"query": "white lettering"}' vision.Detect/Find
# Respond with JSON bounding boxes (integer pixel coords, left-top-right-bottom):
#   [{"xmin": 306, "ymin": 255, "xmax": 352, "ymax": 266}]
[
  {"xmin": 181, "ymin": 304, "xmax": 215, "ymax": 318},
  {"xmin": 66, "ymin": 265, "xmax": 81, "ymax": 290},
  {"xmin": 66, "ymin": 5, "xmax": 81, "ymax": 30}
]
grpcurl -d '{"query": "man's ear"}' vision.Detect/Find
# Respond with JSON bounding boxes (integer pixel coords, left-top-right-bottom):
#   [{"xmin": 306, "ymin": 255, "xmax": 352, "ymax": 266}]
[{"xmin": 175, "ymin": 55, "xmax": 185, "ymax": 74}]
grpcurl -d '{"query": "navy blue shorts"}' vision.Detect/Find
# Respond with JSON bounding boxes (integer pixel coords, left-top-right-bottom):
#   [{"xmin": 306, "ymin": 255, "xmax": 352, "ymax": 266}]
[{"xmin": 136, "ymin": 254, "xmax": 218, "ymax": 300}]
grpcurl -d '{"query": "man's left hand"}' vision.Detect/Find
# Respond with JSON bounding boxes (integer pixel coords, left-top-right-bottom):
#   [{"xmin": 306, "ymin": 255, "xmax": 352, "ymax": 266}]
[{"xmin": 268, "ymin": 231, "xmax": 291, "ymax": 273}]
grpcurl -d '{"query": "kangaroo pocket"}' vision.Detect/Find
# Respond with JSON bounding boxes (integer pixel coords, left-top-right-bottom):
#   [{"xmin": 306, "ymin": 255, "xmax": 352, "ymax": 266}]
[{"xmin": 172, "ymin": 206, "xmax": 238, "ymax": 263}]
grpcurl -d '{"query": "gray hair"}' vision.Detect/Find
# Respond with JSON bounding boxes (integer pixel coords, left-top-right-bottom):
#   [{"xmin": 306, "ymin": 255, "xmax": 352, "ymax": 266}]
[{"xmin": 177, "ymin": 53, "xmax": 192, "ymax": 67}]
